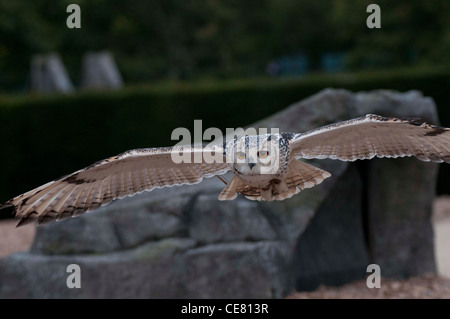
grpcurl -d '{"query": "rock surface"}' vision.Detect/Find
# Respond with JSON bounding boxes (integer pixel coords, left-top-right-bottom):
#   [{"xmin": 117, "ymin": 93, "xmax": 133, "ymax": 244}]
[
  {"xmin": 293, "ymin": 165, "xmax": 369, "ymax": 291},
  {"xmin": 255, "ymin": 88, "xmax": 438, "ymax": 290},
  {"xmin": 0, "ymin": 89, "xmax": 440, "ymax": 298}
]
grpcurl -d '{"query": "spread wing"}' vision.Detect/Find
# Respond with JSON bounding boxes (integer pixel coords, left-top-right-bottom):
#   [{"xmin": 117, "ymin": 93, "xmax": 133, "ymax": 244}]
[
  {"xmin": 289, "ymin": 114, "xmax": 450, "ymax": 163},
  {"xmin": 1, "ymin": 146, "xmax": 229, "ymax": 226}
]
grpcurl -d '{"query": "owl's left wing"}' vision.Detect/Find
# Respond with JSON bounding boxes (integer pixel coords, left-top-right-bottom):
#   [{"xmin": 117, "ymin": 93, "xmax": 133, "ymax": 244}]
[
  {"xmin": 1, "ymin": 145, "xmax": 229, "ymax": 226},
  {"xmin": 289, "ymin": 114, "xmax": 450, "ymax": 163}
]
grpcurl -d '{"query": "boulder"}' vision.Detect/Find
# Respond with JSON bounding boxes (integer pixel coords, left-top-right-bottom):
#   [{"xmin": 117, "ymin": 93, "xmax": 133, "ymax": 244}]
[
  {"xmin": 254, "ymin": 88, "xmax": 438, "ymax": 289},
  {"xmin": 175, "ymin": 241, "xmax": 292, "ymax": 298},
  {"xmin": 367, "ymin": 157, "xmax": 437, "ymax": 278},
  {"xmin": 0, "ymin": 238, "xmax": 196, "ymax": 298},
  {"xmin": 293, "ymin": 165, "xmax": 369, "ymax": 290},
  {"xmin": 187, "ymin": 194, "xmax": 278, "ymax": 244},
  {"xmin": 0, "ymin": 239, "xmax": 292, "ymax": 299},
  {"xmin": 30, "ymin": 195, "xmax": 188, "ymax": 255}
]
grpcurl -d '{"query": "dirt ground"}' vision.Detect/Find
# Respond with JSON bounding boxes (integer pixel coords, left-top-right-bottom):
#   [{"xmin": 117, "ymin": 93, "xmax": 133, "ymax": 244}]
[
  {"xmin": 0, "ymin": 219, "xmax": 35, "ymax": 258},
  {"xmin": 288, "ymin": 274, "xmax": 450, "ymax": 299},
  {"xmin": 433, "ymin": 196, "xmax": 450, "ymax": 278},
  {"xmin": 2, "ymin": 196, "xmax": 450, "ymax": 298}
]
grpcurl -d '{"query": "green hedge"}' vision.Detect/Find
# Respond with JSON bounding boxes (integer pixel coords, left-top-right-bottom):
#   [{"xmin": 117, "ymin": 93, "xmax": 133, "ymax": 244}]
[{"xmin": 1, "ymin": 67, "xmax": 450, "ymax": 207}]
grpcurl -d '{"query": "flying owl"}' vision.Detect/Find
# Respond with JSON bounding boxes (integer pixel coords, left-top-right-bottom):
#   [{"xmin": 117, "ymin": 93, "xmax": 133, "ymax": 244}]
[{"xmin": 2, "ymin": 114, "xmax": 450, "ymax": 227}]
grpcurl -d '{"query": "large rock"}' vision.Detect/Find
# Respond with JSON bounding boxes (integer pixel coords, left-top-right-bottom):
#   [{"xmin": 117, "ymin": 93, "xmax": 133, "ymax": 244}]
[
  {"xmin": 176, "ymin": 241, "xmax": 292, "ymax": 298},
  {"xmin": 30, "ymin": 195, "xmax": 188, "ymax": 255},
  {"xmin": 188, "ymin": 194, "xmax": 278, "ymax": 244},
  {"xmin": 0, "ymin": 238, "xmax": 196, "ymax": 298},
  {"xmin": 0, "ymin": 89, "xmax": 440, "ymax": 298},
  {"xmin": 368, "ymin": 157, "xmax": 437, "ymax": 277},
  {"xmin": 0, "ymin": 239, "xmax": 291, "ymax": 299},
  {"xmin": 255, "ymin": 88, "xmax": 438, "ymax": 289},
  {"xmin": 293, "ymin": 165, "xmax": 369, "ymax": 290}
]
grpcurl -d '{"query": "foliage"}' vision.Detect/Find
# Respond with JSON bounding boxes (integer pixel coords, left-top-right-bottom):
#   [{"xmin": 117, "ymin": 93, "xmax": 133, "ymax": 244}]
[{"xmin": 0, "ymin": 0, "xmax": 449, "ymax": 90}]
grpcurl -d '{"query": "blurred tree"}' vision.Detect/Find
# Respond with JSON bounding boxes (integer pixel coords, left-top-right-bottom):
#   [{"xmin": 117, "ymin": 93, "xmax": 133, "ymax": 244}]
[
  {"xmin": 0, "ymin": 1, "xmax": 63, "ymax": 90},
  {"xmin": 0, "ymin": 0, "xmax": 449, "ymax": 91},
  {"xmin": 332, "ymin": 0, "xmax": 450, "ymax": 68}
]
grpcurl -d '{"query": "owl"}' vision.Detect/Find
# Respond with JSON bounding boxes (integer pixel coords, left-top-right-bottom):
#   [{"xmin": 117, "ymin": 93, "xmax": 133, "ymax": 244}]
[{"xmin": 2, "ymin": 114, "xmax": 450, "ymax": 226}]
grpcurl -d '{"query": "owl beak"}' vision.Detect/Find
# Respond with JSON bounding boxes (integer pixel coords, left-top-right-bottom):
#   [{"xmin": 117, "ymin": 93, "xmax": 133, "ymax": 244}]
[{"xmin": 249, "ymin": 163, "xmax": 256, "ymax": 169}]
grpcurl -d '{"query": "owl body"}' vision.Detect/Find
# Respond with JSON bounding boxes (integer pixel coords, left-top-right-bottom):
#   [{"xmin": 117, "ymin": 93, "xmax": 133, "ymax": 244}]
[{"xmin": 220, "ymin": 133, "xmax": 330, "ymax": 201}]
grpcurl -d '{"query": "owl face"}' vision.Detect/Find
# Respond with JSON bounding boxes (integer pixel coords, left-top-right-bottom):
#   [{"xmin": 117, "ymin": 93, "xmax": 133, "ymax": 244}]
[{"xmin": 226, "ymin": 134, "xmax": 289, "ymax": 175}]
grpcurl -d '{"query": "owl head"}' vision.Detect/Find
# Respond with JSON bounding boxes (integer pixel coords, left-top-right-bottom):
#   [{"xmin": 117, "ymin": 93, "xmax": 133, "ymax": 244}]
[{"xmin": 226, "ymin": 134, "xmax": 289, "ymax": 175}]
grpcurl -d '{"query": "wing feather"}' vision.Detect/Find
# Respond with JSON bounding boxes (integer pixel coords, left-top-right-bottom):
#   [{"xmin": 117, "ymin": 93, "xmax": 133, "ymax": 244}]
[
  {"xmin": 290, "ymin": 114, "xmax": 450, "ymax": 163},
  {"xmin": 59, "ymin": 185, "xmax": 82, "ymax": 215},
  {"xmin": 53, "ymin": 184, "xmax": 78, "ymax": 215},
  {"xmin": 2, "ymin": 146, "xmax": 230, "ymax": 226}
]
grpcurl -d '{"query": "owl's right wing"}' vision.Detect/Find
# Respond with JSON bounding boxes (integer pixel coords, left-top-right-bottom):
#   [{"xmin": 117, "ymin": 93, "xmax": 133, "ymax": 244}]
[
  {"xmin": 289, "ymin": 114, "xmax": 450, "ymax": 163},
  {"xmin": 0, "ymin": 145, "xmax": 230, "ymax": 226}
]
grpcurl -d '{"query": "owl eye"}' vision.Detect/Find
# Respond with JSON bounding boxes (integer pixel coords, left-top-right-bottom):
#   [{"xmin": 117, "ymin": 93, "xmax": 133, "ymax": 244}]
[
  {"xmin": 257, "ymin": 150, "xmax": 269, "ymax": 158},
  {"xmin": 237, "ymin": 152, "xmax": 246, "ymax": 160}
]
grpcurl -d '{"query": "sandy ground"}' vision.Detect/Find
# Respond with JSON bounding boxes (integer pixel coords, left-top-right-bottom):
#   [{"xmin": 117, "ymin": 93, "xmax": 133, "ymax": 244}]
[
  {"xmin": 433, "ymin": 195, "xmax": 450, "ymax": 278},
  {"xmin": 288, "ymin": 274, "xmax": 450, "ymax": 299},
  {"xmin": 1, "ymin": 196, "xmax": 450, "ymax": 298},
  {"xmin": 434, "ymin": 219, "xmax": 450, "ymax": 277},
  {"xmin": 0, "ymin": 220, "xmax": 35, "ymax": 258}
]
